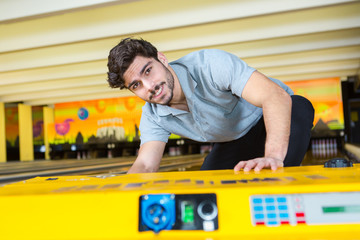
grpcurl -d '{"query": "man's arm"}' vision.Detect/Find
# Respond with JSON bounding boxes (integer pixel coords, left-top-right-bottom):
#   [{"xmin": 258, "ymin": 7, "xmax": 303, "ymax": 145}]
[
  {"xmin": 234, "ymin": 71, "xmax": 292, "ymax": 172},
  {"xmin": 127, "ymin": 141, "xmax": 166, "ymax": 174}
]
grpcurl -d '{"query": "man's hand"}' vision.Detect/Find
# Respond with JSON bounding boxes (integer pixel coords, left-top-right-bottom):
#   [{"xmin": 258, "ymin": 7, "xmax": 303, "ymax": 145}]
[{"xmin": 234, "ymin": 157, "xmax": 284, "ymax": 172}]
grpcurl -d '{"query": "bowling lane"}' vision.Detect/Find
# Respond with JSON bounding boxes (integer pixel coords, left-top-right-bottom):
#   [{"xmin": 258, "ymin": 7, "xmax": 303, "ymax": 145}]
[{"xmin": 0, "ymin": 154, "xmax": 205, "ymax": 185}]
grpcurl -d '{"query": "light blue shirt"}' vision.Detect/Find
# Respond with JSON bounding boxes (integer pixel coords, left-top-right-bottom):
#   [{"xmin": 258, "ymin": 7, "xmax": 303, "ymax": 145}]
[{"xmin": 139, "ymin": 49, "xmax": 293, "ymax": 145}]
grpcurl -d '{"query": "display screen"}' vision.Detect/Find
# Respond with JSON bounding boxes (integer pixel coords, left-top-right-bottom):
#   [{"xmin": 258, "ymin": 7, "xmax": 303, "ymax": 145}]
[
  {"xmin": 322, "ymin": 205, "xmax": 360, "ymax": 214},
  {"xmin": 181, "ymin": 201, "xmax": 195, "ymax": 223}
]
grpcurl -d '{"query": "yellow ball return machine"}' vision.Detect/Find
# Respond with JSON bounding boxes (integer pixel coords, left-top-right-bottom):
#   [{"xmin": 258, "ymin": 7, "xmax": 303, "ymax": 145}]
[{"xmin": 0, "ymin": 159, "xmax": 359, "ymax": 240}]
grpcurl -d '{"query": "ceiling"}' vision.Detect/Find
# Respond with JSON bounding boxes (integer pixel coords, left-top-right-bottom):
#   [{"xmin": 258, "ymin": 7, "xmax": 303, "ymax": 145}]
[{"xmin": 0, "ymin": 0, "xmax": 359, "ymax": 106}]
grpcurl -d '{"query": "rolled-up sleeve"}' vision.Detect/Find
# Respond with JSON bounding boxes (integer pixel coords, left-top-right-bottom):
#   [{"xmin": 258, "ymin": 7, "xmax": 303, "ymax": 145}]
[
  {"xmin": 139, "ymin": 104, "xmax": 171, "ymax": 145},
  {"xmin": 207, "ymin": 49, "xmax": 256, "ymax": 98}
]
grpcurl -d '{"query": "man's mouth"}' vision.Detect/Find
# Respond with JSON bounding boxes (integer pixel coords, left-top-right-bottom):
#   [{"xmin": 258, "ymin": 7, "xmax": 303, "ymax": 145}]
[{"xmin": 153, "ymin": 85, "xmax": 163, "ymax": 98}]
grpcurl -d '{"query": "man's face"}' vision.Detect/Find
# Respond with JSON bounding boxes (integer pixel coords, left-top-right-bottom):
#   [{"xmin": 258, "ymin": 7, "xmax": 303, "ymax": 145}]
[{"xmin": 123, "ymin": 55, "xmax": 174, "ymax": 105}]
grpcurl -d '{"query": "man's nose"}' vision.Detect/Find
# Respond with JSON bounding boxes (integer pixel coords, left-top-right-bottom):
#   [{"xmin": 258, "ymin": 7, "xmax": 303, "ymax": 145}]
[{"xmin": 143, "ymin": 79, "xmax": 156, "ymax": 92}]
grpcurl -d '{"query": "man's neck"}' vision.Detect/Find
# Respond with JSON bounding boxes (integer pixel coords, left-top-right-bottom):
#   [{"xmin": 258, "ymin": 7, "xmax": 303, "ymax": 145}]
[
  {"xmin": 169, "ymin": 102, "xmax": 189, "ymax": 112},
  {"xmin": 168, "ymin": 66, "xmax": 189, "ymax": 112}
]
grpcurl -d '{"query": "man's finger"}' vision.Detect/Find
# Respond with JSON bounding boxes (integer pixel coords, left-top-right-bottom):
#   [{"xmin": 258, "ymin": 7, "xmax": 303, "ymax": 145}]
[
  {"xmin": 254, "ymin": 161, "xmax": 265, "ymax": 172},
  {"xmin": 268, "ymin": 158, "xmax": 283, "ymax": 170},
  {"xmin": 234, "ymin": 161, "xmax": 247, "ymax": 171},
  {"xmin": 243, "ymin": 160, "xmax": 257, "ymax": 172},
  {"xmin": 270, "ymin": 160, "xmax": 278, "ymax": 170}
]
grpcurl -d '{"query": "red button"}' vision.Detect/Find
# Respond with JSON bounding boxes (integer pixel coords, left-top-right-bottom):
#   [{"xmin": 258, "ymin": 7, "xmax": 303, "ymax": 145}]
[
  {"xmin": 281, "ymin": 221, "xmax": 290, "ymax": 224},
  {"xmin": 297, "ymin": 220, "xmax": 306, "ymax": 224},
  {"xmin": 296, "ymin": 212, "xmax": 305, "ymax": 217},
  {"xmin": 256, "ymin": 222, "xmax": 265, "ymax": 225}
]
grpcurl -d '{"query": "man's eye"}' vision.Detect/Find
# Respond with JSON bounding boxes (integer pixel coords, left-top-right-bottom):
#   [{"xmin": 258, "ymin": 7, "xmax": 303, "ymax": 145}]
[
  {"xmin": 132, "ymin": 82, "xmax": 140, "ymax": 89},
  {"xmin": 145, "ymin": 67, "xmax": 151, "ymax": 75}
]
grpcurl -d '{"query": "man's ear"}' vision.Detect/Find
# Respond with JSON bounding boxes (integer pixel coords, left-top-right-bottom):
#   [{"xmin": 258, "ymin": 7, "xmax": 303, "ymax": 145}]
[{"xmin": 157, "ymin": 52, "xmax": 168, "ymax": 66}]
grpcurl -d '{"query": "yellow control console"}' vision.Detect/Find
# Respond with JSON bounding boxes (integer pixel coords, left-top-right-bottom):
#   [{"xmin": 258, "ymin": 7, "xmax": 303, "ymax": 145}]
[{"xmin": 0, "ymin": 163, "xmax": 359, "ymax": 240}]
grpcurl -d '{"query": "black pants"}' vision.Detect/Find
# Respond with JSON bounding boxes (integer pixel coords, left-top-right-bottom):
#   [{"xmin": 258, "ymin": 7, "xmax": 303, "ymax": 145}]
[{"xmin": 200, "ymin": 95, "xmax": 315, "ymax": 170}]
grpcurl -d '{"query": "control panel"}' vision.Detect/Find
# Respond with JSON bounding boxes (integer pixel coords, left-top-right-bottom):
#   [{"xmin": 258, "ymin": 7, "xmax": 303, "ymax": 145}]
[
  {"xmin": 250, "ymin": 192, "xmax": 360, "ymax": 226},
  {"xmin": 1, "ymin": 164, "xmax": 360, "ymax": 239},
  {"xmin": 139, "ymin": 193, "xmax": 218, "ymax": 233}
]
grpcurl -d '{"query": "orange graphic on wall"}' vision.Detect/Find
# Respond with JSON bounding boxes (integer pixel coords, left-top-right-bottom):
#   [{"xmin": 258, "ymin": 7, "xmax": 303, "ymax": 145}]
[
  {"xmin": 48, "ymin": 97, "xmax": 145, "ymax": 144},
  {"xmin": 285, "ymin": 77, "xmax": 344, "ymax": 130}
]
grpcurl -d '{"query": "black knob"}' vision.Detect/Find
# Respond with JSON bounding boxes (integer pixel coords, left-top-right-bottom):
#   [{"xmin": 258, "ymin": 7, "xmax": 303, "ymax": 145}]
[
  {"xmin": 197, "ymin": 201, "xmax": 218, "ymax": 221},
  {"xmin": 324, "ymin": 158, "xmax": 353, "ymax": 168}
]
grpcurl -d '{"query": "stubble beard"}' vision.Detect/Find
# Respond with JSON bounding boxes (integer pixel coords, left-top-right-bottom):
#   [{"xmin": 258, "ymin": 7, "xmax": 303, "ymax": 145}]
[{"xmin": 150, "ymin": 67, "xmax": 174, "ymax": 106}]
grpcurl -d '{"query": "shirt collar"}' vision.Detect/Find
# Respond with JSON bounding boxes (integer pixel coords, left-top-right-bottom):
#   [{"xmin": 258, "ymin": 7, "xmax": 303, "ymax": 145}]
[{"xmin": 151, "ymin": 63, "xmax": 196, "ymax": 117}]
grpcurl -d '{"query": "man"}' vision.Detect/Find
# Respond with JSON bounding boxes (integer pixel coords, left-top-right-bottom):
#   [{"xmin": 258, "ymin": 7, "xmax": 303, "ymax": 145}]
[{"xmin": 107, "ymin": 38, "xmax": 314, "ymax": 173}]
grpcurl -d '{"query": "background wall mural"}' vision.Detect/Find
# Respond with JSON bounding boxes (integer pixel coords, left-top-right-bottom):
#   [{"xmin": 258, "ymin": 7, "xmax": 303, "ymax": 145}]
[
  {"xmin": 5, "ymin": 106, "xmax": 18, "ymax": 147},
  {"xmin": 5, "ymin": 106, "xmax": 44, "ymax": 147},
  {"xmin": 48, "ymin": 96, "xmax": 145, "ymax": 145},
  {"xmin": 286, "ymin": 77, "xmax": 344, "ymax": 131}
]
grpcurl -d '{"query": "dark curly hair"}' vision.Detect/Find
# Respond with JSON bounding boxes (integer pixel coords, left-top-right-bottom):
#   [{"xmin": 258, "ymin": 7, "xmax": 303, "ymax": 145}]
[{"xmin": 107, "ymin": 38, "xmax": 159, "ymax": 89}]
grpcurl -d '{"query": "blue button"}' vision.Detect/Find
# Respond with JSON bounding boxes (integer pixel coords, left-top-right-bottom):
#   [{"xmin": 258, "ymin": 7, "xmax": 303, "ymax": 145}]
[
  {"xmin": 254, "ymin": 206, "xmax": 264, "ymax": 211},
  {"xmin": 265, "ymin": 198, "xmax": 275, "ymax": 203},
  {"xmin": 267, "ymin": 221, "xmax": 278, "ymax": 225},
  {"xmin": 254, "ymin": 214, "xmax": 265, "ymax": 219},
  {"xmin": 277, "ymin": 197, "xmax": 287, "ymax": 203},
  {"xmin": 266, "ymin": 205, "xmax": 276, "ymax": 211},
  {"xmin": 278, "ymin": 205, "xmax": 288, "ymax": 210},
  {"xmin": 253, "ymin": 198, "xmax": 263, "ymax": 204},
  {"xmin": 279, "ymin": 213, "xmax": 289, "ymax": 218},
  {"xmin": 267, "ymin": 213, "xmax": 277, "ymax": 218}
]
